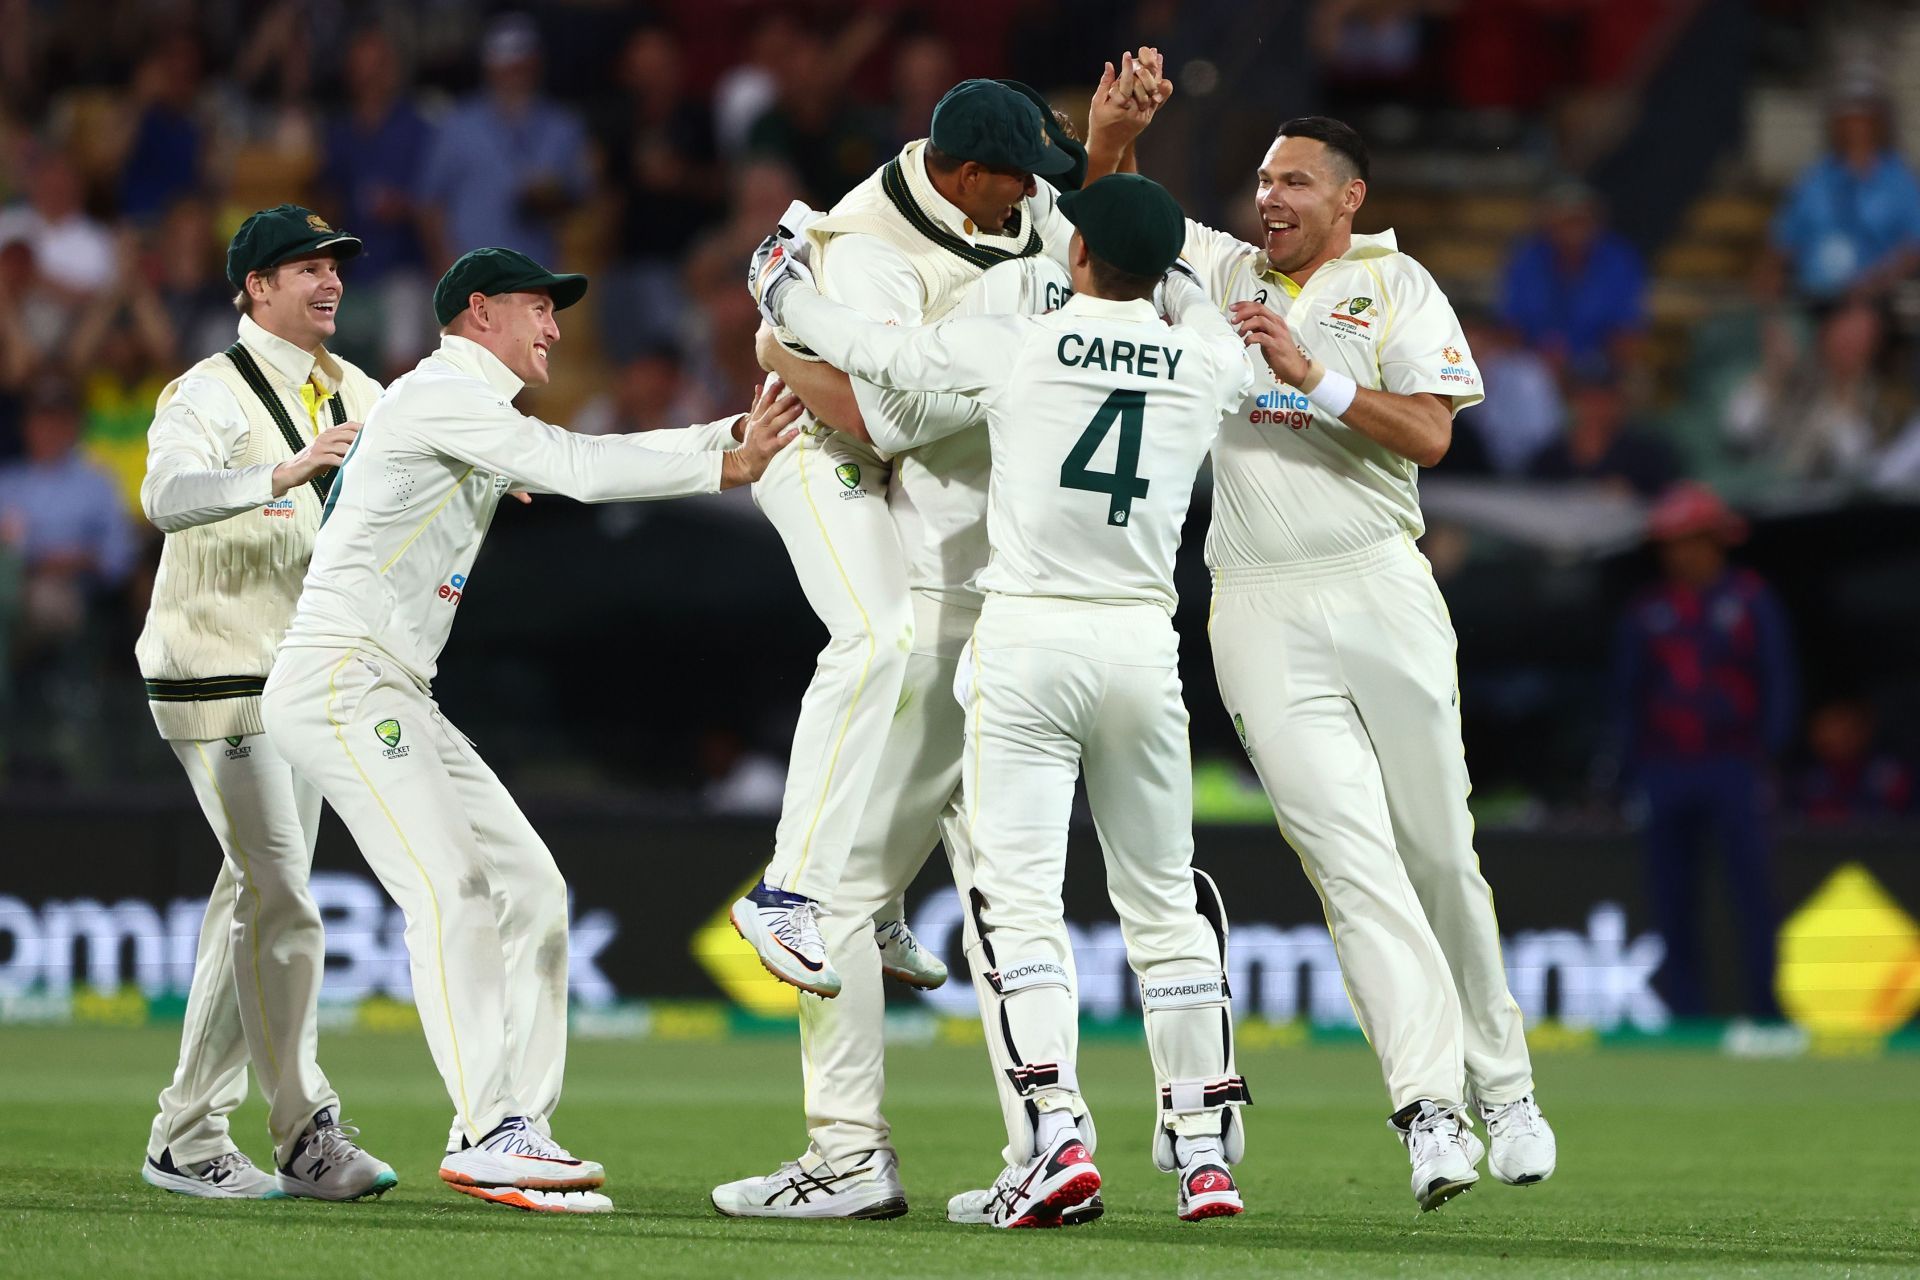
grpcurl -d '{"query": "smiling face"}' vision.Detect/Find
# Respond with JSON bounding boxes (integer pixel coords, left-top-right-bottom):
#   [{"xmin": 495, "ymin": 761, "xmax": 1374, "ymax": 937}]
[
  {"xmin": 248, "ymin": 253, "xmax": 345, "ymax": 351},
  {"xmin": 468, "ymin": 289, "xmax": 562, "ymax": 386},
  {"xmin": 956, "ymin": 162, "xmax": 1037, "ymax": 235},
  {"xmin": 1255, "ymin": 135, "xmax": 1364, "ymax": 280}
]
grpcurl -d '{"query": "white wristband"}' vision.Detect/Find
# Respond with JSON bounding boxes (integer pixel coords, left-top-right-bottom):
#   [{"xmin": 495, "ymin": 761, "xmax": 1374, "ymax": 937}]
[{"xmin": 1306, "ymin": 367, "xmax": 1357, "ymax": 417}]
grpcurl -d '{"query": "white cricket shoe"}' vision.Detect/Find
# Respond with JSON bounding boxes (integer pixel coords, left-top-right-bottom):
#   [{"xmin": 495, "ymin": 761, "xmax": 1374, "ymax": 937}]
[
  {"xmin": 439, "ymin": 1116, "xmax": 605, "ymax": 1191},
  {"xmin": 1477, "ymin": 1094, "xmax": 1556, "ymax": 1185},
  {"xmin": 1173, "ymin": 1138, "xmax": 1243, "ymax": 1222},
  {"xmin": 142, "ymin": 1148, "xmax": 281, "ymax": 1199},
  {"xmin": 949, "ymin": 1186, "xmax": 1104, "ymax": 1226},
  {"xmin": 711, "ymin": 1148, "xmax": 908, "ymax": 1219},
  {"xmin": 453, "ymin": 1186, "xmax": 616, "ymax": 1213},
  {"xmin": 876, "ymin": 918, "xmax": 948, "ymax": 989},
  {"xmin": 274, "ymin": 1108, "xmax": 398, "ymax": 1201},
  {"xmin": 1389, "ymin": 1100, "xmax": 1479, "ymax": 1212},
  {"xmin": 731, "ymin": 888, "xmax": 841, "ymax": 997},
  {"xmin": 949, "ymin": 1130, "xmax": 1102, "ymax": 1229}
]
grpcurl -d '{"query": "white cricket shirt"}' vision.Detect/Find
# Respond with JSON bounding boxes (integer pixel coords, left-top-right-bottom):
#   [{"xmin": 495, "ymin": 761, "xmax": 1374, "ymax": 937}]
[
  {"xmin": 278, "ymin": 334, "xmax": 737, "ymax": 686},
  {"xmin": 781, "ymin": 278, "xmax": 1250, "ymax": 610},
  {"xmin": 1180, "ymin": 223, "xmax": 1484, "ymax": 567}
]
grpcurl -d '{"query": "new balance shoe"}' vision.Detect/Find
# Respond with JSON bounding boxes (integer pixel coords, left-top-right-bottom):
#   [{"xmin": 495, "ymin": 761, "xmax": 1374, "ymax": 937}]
[
  {"xmin": 1477, "ymin": 1094, "xmax": 1556, "ymax": 1185},
  {"xmin": 953, "ymin": 1129, "xmax": 1102, "ymax": 1229},
  {"xmin": 439, "ymin": 1116, "xmax": 605, "ymax": 1191},
  {"xmin": 274, "ymin": 1108, "xmax": 398, "ymax": 1201},
  {"xmin": 711, "ymin": 1147, "xmax": 907, "ymax": 1219},
  {"xmin": 876, "ymin": 918, "xmax": 948, "ymax": 989},
  {"xmin": 452, "ymin": 1186, "xmax": 615, "ymax": 1213},
  {"xmin": 1173, "ymin": 1137, "xmax": 1243, "ymax": 1222},
  {"xmin": 142, "ymin": 1148, "xmax": 280, "ymax": 1200},
  {"xmin": 1389, "ymin": 1100, "xmax": 1479, "ymax": 1212},
  {"xmin": 731, "ymin": 884, "xmax": 841, "ymax": 997}
]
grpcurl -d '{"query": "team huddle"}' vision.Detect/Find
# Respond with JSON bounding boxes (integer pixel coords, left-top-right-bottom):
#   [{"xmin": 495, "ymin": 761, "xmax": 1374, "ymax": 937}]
[{"xmin": 133, "ymin": 49, "xmax": 1556, "ymax": 1223}]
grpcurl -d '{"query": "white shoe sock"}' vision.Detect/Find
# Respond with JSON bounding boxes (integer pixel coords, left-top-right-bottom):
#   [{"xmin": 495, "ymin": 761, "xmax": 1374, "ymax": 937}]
[{"xmin": 1035, "ymin": 1111, "xmax": 1079, "ymax": 1149}]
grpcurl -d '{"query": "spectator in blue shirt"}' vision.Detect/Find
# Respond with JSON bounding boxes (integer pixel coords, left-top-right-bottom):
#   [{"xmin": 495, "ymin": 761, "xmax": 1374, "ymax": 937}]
[
  {"xmin": 417, "ymin": 13, "xmax": 591, "ymax": 271},
  {"xmin": 1499, "ymin": 180, "xmax": 1647, "ymax": 369},
  {"xmin": 1611, "ymin": 484, "xmax": 1795, "ymax": 1019},
  {"xmin": 1771, "ymin": 84, "xmax": 1920, "ymax": 301},
  {"xmin": 322, "ymin": 27, "xmax": 438, "ymax": 374},
  {"xmin": 118, "ymin": 34, "xmax": 206, "ymax": 224}
]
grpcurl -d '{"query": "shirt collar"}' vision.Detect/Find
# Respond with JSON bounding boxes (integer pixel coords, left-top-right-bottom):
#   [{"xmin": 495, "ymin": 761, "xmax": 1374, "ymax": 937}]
[
  {"xmin": 902, "ymin": 138, "xmax": 1035, "ymax": 247},
  {"xmin": 1263, "ymin": 228, "xmax": 1400, "ymax": 289},
  {"xmin": 237, "ymin": 314, "xmax": 343, "ymax": 391},
  {"xmin": 1061, "ymin": 293, "xmax": 1161, "ymax": 322},
  {"xmin": 435, "ymin": 333, "xmax": 526, "ymax": 400}
]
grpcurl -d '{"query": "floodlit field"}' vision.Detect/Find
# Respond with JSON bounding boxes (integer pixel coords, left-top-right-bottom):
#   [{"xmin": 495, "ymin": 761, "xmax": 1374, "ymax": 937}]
[{"xmin": 2, "ymin": 1026, "xmax": 1915, "ymax": 1278}]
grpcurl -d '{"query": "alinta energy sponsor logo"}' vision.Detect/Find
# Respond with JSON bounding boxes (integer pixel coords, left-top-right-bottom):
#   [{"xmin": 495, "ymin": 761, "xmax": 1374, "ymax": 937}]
[
  {"xmin": 1249, "ymin": 387, "xmax": 1312, "ymax": 430},
  {"xmin": 262, "ymin": 497, "xmax": 296, "ymax": 520},
  {"xmin": 1438, "ymin": 345, "xmax": 1478, "ymax": 387},
  {"xmin": 437, "ymin": 571, "xmax": 467, "ymax": 605}
]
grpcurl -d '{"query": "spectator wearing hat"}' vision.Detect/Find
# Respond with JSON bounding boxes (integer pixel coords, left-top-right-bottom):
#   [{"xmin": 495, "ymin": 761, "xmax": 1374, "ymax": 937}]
[
  {"xmin": 1497, "ymin": 180, "xmax": 1647, "ymax": 369},
  {"xmin": 1770, "ymin": 82, "xmax": 1920, "ymax": 302},
  {"xmin": 418, "ymin": 14, "xmax": 591, "ymax": 270},
  {"xmin": 1610, "ymin": 483, "xmax": 1796, "ymax": 1019}
]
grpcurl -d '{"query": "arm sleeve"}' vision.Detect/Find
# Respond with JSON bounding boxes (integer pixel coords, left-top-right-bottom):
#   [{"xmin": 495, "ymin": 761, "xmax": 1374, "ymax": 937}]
[
  {"xmin": 139, "ymin": 375, "xmax": 281, "ymax": 532},
  {"xmin": 1379, "ymin": 262, "xmax": 1485, "ymax": 414},
  {"xmin": 781, "ymin": 286, "xmax": 1022, "ymax": 402},
  {"xmin": 1181, "ymin": 218, "xmax": 1262, "ymax": 307},
  {"xmin": 1164, "ymin": 272, "xmax": 1254, "ymax": 415},
  {"xmin": 624, "ymin": 415, "xmax": 743, "ymax": 454},
  {"xmin": 415, "ymin": 387, "xmax": 723, "ymax": 502}
]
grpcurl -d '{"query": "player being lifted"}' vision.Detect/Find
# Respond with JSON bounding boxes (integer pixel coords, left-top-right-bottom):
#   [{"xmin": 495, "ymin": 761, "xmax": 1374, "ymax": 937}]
[
  {"xmin": 755, "ymin": 173, "xmax": 1255, "ymax": 1226},
  {"xmin": 261, "ymin": 248, "xmax": 800, "ymax": 1213},
  {"xmin": 726, "ymin": 76, "xmax": 1088, "ymax": 997},
  {"xmin": 1088, "ymin": 61, "xmax": 1556, "ymax": 1209},
  {"xmin": 135, "ymin": 204, "xmax": 394, "ymax": 1202}
]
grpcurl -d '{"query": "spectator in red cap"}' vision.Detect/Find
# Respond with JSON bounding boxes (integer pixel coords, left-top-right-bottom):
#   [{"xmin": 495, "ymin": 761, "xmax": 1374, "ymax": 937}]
[{"xmin": 1610, "ymin": 483, "xmax": 1796, "ymax": 1019}]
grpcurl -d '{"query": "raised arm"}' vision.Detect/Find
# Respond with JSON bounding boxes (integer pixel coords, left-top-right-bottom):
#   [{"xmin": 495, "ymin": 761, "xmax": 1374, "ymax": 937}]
[{"xmin": 775, "ymin": 284, "xmax": 1018, "ymax": 399}]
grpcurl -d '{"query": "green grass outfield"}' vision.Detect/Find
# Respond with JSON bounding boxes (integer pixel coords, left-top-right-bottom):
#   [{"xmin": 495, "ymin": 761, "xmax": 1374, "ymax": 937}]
[{"xmin": 3, "ymin": 1026, "xmax": 1916, "ymax": 1278}]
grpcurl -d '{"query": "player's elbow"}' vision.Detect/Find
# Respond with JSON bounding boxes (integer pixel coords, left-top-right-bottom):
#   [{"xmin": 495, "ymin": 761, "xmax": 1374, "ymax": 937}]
[{"xmin": 1409, "ymin": 409, "xmax": 1452, "ymax": 468}]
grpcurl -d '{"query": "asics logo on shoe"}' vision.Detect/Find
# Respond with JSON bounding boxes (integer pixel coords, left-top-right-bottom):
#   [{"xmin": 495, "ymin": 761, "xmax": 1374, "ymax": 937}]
[
  {"xmin": 1189, "ymin": 1169, "xmax": 1231, "ymax": 1193},
  {"xmin": 1051, "ymin": 1143, "xmax": 1091, "ymax": 1171}
]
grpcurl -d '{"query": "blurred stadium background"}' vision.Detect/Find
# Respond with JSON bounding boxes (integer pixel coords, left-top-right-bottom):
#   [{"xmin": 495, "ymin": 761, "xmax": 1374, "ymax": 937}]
[{"xmin": 2, "ymin": 0, "xmax": 1919, "ymax": 1085}]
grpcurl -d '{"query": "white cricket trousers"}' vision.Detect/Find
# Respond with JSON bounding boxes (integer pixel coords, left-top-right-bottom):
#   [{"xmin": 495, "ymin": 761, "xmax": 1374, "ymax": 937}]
[
  {"xmin": 799, "ymin": 593, "xmax": 986, "ymax": 1167},
  {"xmin": 147, "ymin": 734, "xmax": 335, "ymax": 1166},
  {"xmin": 751, "ymin": 428, "xmax": 914, "ymax": 903},
  {"xmin": 960, "ymin": 597, "xmax": 1223, "ymax": 1166},
  {"xmin": 1208, "ymin": 537, "xmax": 1534, "ymax": 1110},
  {"xmin": 263, "ymin": 646, "xmax": 570, "ymax": 1145}
]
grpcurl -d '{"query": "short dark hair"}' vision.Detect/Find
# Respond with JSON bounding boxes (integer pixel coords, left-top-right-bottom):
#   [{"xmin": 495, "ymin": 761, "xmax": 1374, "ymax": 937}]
[
  {"xmin": 1275, "ymin": 116, "xmax": 1370, "ymax": 184},
  {"xmin": 1086, "ymin": 249, "xmax": 1158, "ymax": 302},
  {"xmin": 924, "ymin": 143, "xmax": 965, "ymax": 175}
]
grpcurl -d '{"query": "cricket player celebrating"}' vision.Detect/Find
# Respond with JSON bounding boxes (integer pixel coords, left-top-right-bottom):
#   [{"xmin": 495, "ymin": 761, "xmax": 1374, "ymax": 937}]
[
  {"xmin": 756, "ymin": 173, "xmax": 1256, "ymax": 1227},
  {"xmin": 729, "ymin": 77, "xmax": 1087, "ymax": 996},
  {"xmin": 1089, "ymin": 91, "xmax": 1557, "ymax": 1208},
  {"xmin": 262, "ymin": 247, "xmax": 800, "ymax": 1213},
  {"xmin": 135, "ymin": 204, "xmax": 394, "ymax": 1201}
]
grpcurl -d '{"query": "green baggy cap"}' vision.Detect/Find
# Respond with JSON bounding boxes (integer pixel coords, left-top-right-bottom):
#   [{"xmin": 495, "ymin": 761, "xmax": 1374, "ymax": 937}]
[
  {"xmin": 1056, "ymin": 174, "xmax": 1187, "ymax": 278},
  {"xmin": 930, "ymin": 79, "xmax": 1076, "ymax": 177},
  {"xmin": 433, "ymin": 247, "xmax": 589, "ymax": 326},
  {"xmin": 996, "ymin": 80, "xmax": 1087, "ymax": 190},
  {"xmin": 226, "ymin": 204, "xmax": 362, "ymax": 292}
]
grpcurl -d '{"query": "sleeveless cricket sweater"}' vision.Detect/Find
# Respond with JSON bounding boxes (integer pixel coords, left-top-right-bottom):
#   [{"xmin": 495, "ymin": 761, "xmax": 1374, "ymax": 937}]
[{"xmin": 134, "ymin": 344, "xmax": 380, "ymax": 740}]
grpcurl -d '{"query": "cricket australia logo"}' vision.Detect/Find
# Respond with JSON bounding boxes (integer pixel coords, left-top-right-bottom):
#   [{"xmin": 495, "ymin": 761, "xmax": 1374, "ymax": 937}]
[
  {"xmin": 223, "ymin": 734, "xmax": 251, "ymax": 760},
  {"xmin": 1319, "ymin": 296, "xmax": 1377, "ymax": 342},
  {"xmin": 1232, "ymin": 713, "xmax": 1248, "ymax": 752},
  {"xmin": 374, "ymin": 718, "xmax": 408, "ymax": 759},
  {"xmin": 835, "ymin": 462, "xmax": 865, "ymax": 499}
]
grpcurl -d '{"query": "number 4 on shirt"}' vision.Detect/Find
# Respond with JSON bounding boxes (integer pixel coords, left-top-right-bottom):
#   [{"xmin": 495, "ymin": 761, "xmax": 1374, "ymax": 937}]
[{"xmin": 1060, "ymin": 389, "xmax": 1150, "ymax": 527}]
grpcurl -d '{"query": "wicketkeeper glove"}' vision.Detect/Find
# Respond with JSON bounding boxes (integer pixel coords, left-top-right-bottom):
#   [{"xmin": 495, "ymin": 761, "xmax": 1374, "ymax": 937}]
[{"xmin": 1152, "ymin": 258, "xmax": 1203, "ymax": 319}]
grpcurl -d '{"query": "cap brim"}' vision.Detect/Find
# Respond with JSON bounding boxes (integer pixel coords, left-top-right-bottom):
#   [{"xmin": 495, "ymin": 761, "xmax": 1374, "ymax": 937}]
[
  {"xmin": 270, "ymin": 234, "xmax": 364, "ymax": 268},
  {"xmin": 1029, "ymin": 144, "xmax": 1077, "ymax": 178},
  {"xmin": 509, "ymin": 271, "xmax": 589, "ymax": 311}
]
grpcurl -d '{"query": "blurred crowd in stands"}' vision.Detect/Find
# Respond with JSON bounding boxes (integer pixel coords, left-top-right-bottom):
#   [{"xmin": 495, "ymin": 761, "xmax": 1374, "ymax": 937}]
[{"xmin": 0, "ymin": 0, "xmax": 1916, "ymax": 832}]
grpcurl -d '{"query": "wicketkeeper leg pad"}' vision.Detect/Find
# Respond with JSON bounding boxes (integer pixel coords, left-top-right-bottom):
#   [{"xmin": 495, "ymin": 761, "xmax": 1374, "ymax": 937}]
[{"xmin": 1143, "ymin": 870, "xmax": 1251, "ymax": 1170}]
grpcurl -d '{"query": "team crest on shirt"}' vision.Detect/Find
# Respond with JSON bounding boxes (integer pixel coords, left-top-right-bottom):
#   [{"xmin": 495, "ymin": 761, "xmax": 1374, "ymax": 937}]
[
  {"xmin": 375, "ymin": 719, "xmax": 408, "ymax": 758},
  {"xmin": 223, "ymin": 735, "xmax": 251, "ymax": 760},
  {"xmin": 1319, "ymin": 296, "xmax": 1378, "ymax": 343},
  {"xmin": 835, "ymin": 462, "xmax": 865, "ymax": 498},
  {"xmin": 1232, "ymin": 713, "xmax": 1249, "ymax": 752}
]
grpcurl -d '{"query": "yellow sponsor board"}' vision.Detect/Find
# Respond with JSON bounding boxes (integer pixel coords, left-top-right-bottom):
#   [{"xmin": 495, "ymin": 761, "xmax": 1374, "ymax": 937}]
[
  {"xmin": 690, "ymin": 878, "xmax": 800, "ymax": 1017},
  {"xmin": 1775, "ymin": 863, "xmax": 1920, "ymax": 1048}
]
